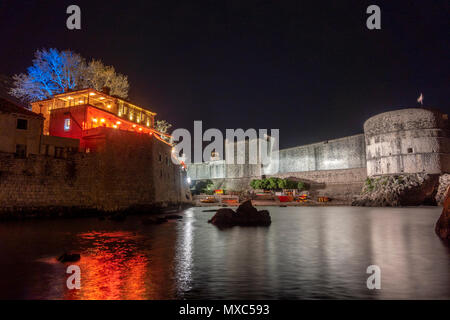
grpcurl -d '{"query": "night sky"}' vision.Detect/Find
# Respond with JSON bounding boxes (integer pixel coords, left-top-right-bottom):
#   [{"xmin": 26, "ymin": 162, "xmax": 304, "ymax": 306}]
[{"xmin": 0, "ymin": 0, "xmax": 448, "ymax": 148}]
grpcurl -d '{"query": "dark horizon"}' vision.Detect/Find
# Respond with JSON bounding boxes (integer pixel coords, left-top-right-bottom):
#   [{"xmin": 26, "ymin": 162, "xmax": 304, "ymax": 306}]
[{"xmin": 0, "ymin": 0, "xmax": 448, "ymax": 148}]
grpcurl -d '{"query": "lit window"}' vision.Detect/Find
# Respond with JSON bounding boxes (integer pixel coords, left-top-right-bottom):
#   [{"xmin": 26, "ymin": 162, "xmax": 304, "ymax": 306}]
[{"xmin": 64, "ymin": 118, "xmax": 71, "ymax": 131}]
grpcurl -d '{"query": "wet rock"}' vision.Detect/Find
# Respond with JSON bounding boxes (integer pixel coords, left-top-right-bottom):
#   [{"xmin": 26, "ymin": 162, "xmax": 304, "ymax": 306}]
[
  {"xmin": 435, "ymin": 187, "xmax": 450, "ymax": 241},
  {"xmin": 208, "ymin": 200, "xmax": 271, "ymax": 227},
  {"xmin": 58, "ymin": 252, "xmax": 80, "ymax": 263}
]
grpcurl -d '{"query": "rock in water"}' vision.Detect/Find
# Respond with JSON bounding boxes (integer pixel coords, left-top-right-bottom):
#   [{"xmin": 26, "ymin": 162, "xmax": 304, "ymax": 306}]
[
  {"xmin": 435, "ymin": 186, "xmax": 450, "ymax": 241},
  {"xmin": 208, "ymin": 200, "xmax": 271, "ymax": 227},
  {"xmin": 58, "ymin": 252, "xmax": 81, "ymax": 263}
]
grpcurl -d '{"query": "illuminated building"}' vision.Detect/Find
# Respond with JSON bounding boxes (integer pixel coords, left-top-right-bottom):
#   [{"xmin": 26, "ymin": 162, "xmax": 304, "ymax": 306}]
[{"xmin": 31, "ymin": 88, "xmax": 169, "ymax": 151}]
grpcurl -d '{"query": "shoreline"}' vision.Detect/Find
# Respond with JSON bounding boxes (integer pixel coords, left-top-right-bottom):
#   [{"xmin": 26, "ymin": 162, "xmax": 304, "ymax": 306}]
[{"xmin": 0, "ymin": 201, "xmax": 442, "ymax": 221}]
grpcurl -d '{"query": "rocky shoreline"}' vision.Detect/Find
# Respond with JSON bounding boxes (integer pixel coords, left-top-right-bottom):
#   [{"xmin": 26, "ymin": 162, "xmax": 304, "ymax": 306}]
[{"xmin": 351, "ymin": 173, "xmax": 440, "ymax": 207}]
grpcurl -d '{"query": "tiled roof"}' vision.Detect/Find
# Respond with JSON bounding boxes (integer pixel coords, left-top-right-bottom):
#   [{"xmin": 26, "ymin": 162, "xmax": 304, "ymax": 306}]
[{"xmin": 0, "ymin": 96, "xmax": 43, "ymax": 118}]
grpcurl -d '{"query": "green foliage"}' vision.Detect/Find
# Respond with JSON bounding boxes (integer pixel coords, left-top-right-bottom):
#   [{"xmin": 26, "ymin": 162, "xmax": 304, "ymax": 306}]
[
  {"xmin": 250, "ymin": 178, "xmax": 306, "ymax": 191},
  {"xmin": 267, "ymin": 177, "xmax": 279, "ymax": 190},
  {"xmin": 277, "ymin": 178, "xmax": 287, "ymax": 189},
  {"xmin": 191, "ymin": 179, "xmax": 214, "ymax": 195},
  {"xmin": 365, "ymin": 177, "xmax": 375, "ymax": 192},
  {"xmin": 250, "ymin": 179, "xmax": 262, "ymax": 189},
  {"xmin": 297, "ymin": 181, "xmax": 305, "ymax": 190}
]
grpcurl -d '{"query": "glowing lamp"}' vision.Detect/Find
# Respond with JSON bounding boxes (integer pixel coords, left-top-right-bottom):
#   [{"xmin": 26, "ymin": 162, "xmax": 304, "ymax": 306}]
[
  {"xmin": 132, "ymin": 124, "xmax": 136, "ymax": 128},
  {"xmin": 139, "ymin": 128, "xmax": 143, "ymax": 131},
  {"xmin": 78, "ymin": 100, "xmax": 84, "ymax": 103},
  {"xmin": 113, "ymin": 125, "xmax": 117, "ymax": 128},
  {"xmin": 116, "ymin": 121, "xmax": 121, "ymax": 125},
  {"xmin": 99, "ymin": 97, "xmax": 105, "ymax": 100},
  {"xmin": 92, "ymin": 118, "xmax": 98, "ymax": 122},
  {"xmin": 68, "ymin": 96, "xmax": 73, "ymax": 100},
  {"xmin": 107, "ymin": 105, "xmax": 111, "ymax": 108},
  {"xmin": 89, "ymin": 92, "xmax": 96, "ymax": 96},
  {"xmin": 100, "ymin": 118, "xmax": 105, "ymax": 123}
]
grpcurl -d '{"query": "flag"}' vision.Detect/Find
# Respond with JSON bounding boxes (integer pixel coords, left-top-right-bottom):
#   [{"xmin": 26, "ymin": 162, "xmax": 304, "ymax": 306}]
[{"xmin": 417, "ymin": 93, "xmax": 423, "ymax": 105}]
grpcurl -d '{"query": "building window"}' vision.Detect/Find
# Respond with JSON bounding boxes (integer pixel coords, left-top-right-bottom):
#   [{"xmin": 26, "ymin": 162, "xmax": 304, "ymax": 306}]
[
  {"xmin": 64, "ymin": 118, "xmax": 71, "ymax": 131},
  {"xmin": 17, "ymin": 119, "xmax": 28, "ymax": 130},
  {"xmin": 15, "ymin": 144, "xmax": 27, "ymax": 158},
  {"xmin": 407, "ymin": 148, "xmax": 413, "ymax": 153}
]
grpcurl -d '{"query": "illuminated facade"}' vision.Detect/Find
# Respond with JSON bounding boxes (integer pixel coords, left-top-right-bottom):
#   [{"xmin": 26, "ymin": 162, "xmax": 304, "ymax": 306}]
[{"xmin": 31, "ymin": 88, "xmax": 168, "ymax": 151}]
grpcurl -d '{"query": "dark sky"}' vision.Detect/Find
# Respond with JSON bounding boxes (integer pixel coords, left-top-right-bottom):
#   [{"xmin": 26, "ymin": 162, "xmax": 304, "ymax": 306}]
[{"xmin": 0, "ymin": 0, "xmax": 448, "ymax": 148}]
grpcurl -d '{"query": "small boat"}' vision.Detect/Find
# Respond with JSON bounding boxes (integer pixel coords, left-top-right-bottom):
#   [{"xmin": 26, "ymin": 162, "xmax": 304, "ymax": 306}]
[{"xmin": 200, "ymin": 196, "xmax": 217, "ymax": 203}]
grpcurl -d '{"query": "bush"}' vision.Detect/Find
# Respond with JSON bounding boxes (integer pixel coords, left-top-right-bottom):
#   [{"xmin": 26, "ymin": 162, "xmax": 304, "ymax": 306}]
[
  {"xmin": 365, "ymin": 177, "xmax": 374, "ymax": 192},
  {"xmin": 267, "ymin": 177, "xmax": 279, "ymax": 190},
  {"xmin": 191, "ymin": 179, "xmax": 214, "ymax": 195},
  {"xmin": 297, "ymin": 181, "xmax": 305, "ymax": 190},
  {"xmin": 250, "ymin": 179, "xmax": 262, "ymax": 189}
]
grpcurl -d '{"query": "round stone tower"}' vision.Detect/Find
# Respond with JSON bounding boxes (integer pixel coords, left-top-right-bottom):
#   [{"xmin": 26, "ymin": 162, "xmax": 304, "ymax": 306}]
[{"xmin": 364, "ymin": 108, "xmax": 449, "ymax": 176}]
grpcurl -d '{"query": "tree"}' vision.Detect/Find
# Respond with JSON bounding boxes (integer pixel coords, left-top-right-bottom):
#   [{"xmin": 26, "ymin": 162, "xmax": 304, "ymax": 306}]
[
  {"xmin": 267, "ymin": 177, "xmax": 279, "ymax": 190},
  {"xmin": 277, "ymin": 178, "xmax": 288, "ymax": 189},
  {"xmin": 9, "ymin": 48, "xmax": 129, "ymax": 104},
  {"xmin": 10, "ymin": 49, "xmax": 83, "ymax": 103},
  {"xmin": 297, "ymin": 181, "xmax": 305, "ymax": 190},
  {"xmin": 156, "ymin": 119, "xmax": 173, "ymax": 142},
  {"xmin": 192, "ymin": 179, "xmax": 214, "ymax": 195},
  {"xmin": 80, "ymin": 59, "xmax": 129, "ymax": 98}
]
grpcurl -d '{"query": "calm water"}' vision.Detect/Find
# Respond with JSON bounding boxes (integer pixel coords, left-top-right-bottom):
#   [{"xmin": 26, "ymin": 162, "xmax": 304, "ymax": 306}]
[{"xmin": 0, "ymin": 207, "xmax": 448, "ymax": 300}]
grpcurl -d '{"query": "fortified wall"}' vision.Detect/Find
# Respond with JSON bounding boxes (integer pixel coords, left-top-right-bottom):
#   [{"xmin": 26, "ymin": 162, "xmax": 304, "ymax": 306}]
[
  {"xmin": 0, "ymin": 129, "xmax": 191, "ymax": 214},
  {"xmin": 187, "ymin": 108, "xmax": 449, "ymax": 201}
]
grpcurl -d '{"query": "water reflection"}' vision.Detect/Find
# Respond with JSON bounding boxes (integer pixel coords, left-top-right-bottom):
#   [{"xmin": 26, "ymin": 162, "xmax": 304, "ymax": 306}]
[
  {"xmin": 175, "ymin": 208, "xmax": 194, "ymax": 297},
  {"xmin": 0, "ymin": 207, "xmax": 448, "ymax": 299}
]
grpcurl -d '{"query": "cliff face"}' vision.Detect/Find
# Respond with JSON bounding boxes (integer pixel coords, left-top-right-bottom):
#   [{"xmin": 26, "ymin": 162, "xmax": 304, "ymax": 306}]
[
  {"xmin": 435, "ymin": 186, "xmax": 450, "ymax": 241},
  {"xmin": 352, "ymin": 173, "xmax": 440, "ymax": 207}
]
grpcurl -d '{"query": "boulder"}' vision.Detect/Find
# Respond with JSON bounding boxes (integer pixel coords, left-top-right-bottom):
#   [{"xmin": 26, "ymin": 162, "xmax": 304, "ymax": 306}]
[
  {"xmin": 208, "ymin": 200, "xmax": 271, "ymax": 227},
  {"xmin": 58, "ymin": 252, "xmax": 81, "ymax": 263},
  {"xmin": 435, "ymin": 186, "xmax": 450, "ymax": 241}
]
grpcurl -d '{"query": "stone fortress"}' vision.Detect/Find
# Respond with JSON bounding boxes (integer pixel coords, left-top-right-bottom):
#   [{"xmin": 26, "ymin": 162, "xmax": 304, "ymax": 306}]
[{"xmin": 187, "ymin": 107, "xmax": 450, "ymax": 203}]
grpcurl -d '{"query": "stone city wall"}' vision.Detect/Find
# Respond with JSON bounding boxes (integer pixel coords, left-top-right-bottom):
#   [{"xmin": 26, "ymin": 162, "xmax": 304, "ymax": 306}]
[
  {"xmin": 0, "ymin": 130, "xmax": 190, "ymax": 214},
  {"xmin": 364, "ymin": 108, "xmax": 450, "ymax": 176}
]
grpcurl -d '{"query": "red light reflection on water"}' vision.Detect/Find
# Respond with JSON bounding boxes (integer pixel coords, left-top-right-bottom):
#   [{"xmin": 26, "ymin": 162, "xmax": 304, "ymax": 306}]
[{"xmin": 63, "ymin": 231, "xmax": 173, "ymax": 300}]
